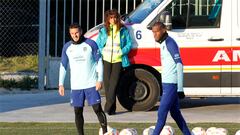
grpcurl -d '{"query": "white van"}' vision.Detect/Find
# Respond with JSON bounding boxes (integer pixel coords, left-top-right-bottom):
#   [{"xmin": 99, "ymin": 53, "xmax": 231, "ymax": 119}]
[{"xmin": 85, "ymin": 0, "xmax": 240, "ymax": 111}]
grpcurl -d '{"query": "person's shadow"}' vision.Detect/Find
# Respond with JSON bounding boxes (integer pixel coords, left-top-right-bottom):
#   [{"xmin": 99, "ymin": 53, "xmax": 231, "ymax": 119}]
[{"xmin": 149, "ymin": 97, "xmax": 240, "ymax": 111}]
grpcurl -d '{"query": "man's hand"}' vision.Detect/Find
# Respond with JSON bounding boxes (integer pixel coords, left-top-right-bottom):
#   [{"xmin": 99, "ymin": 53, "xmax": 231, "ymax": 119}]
[
  {"xmin": 177, "ymin": 91, "xmax": 185, "ymax": 99},
  {"xmin": 59, "ymin": 85, "xmax": 65, "ymax": 96},
  {"xmin": 96, "ymin": 82, "xmax": 102, "ymax": 91}
]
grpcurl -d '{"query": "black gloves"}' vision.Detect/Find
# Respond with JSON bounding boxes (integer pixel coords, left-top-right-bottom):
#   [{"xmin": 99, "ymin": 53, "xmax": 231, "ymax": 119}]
[{"xmin": 178, "ymin": 91, "xmax": 185, "ymax": 99}]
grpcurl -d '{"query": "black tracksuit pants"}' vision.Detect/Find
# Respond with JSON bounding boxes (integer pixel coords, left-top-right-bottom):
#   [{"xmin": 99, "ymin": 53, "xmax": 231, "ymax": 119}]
[{"xmin": 103, "ymin": 60, "xmax": 122, "ymax": 114}]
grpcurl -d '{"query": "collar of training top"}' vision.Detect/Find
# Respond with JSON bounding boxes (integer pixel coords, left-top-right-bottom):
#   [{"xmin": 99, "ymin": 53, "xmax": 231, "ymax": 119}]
[{"xmin": 71, "ymin": 36, "xmax": 86, "ymax": 45}]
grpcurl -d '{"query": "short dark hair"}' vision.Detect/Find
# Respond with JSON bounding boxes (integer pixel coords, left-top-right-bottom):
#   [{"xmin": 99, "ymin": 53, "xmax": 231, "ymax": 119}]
[
  {"xmin": 69, "ymin": 23, "xmax": 82, "ymax": 30},
  {"xmin": 152, "ymin": 22, "xmax": 166, "ymax": 29}
]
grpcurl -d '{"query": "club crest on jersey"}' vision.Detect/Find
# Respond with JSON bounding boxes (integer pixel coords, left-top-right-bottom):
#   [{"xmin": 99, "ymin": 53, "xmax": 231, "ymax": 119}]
[
  {"xmin": 83, "ymin": 47, "xmax": 87, "ymax": 51},
  {"xmin": 174, "ymin": 53, "xmax": 180, "ymax": 59}
]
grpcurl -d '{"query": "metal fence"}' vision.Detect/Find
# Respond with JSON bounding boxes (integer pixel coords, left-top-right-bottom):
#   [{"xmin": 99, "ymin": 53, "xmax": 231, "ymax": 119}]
[
  {"xmin": 0, "ymin": 0, "xmax": 143, "ymax": 89},
  {"xmin": 0, "ymin": 0, "xmax": 39, "ymax": 57},
  {"xmin": 0, "ymin": 0, "xmax": 143, "ymax": 58}
]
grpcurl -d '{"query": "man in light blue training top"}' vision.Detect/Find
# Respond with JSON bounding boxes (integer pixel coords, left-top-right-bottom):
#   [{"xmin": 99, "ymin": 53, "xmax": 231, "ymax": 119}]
[
  {"xmin": 151, "ymin": 22, "xmax": 191, "ymax": 135},
  {"xmin": 58, "ymin": 23, "xmax": 107, "ymax": 135}
]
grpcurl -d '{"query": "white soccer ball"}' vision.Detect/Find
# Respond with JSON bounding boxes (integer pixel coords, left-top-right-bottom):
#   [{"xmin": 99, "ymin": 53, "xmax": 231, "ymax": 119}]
[
  {"xmin": 235, "ymin": 130, "xmax": 240, "ymax": 135},
  {"xmin": 99, "ymin": 126, "xmax": 119, "ymax": 135},
  {"xmin": 191, "ymin": 127, "xmax": 206, "ymax": 135},
  {"xmin": 119, "ymin": 128, "xmax": 138, "ymax": 135},
  {"xmin": 206, "ymin": 127, "xmax": 217, "ymax": 135},
  {"xmin": 160, "ymin": 125, "xmax": 175, "ymax": 135},
  {"xmin": 216, "ymin": 128, "xmax": 228, "ymax": 135},
  {"xmin": 142, "ymin": 126, "xmax": 155, "ymax": 135}
]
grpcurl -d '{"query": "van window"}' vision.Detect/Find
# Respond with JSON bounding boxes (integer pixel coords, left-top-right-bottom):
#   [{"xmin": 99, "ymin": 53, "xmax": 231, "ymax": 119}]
[
  {"xmin": 187, "ymin": 0, "xmax": 222, "ymax": 28},
  {"xmin": 166, "ymin": 0, "xmax": 188, "ymax": 28},
  {"xmin": 150, "ymin": 0, "xmax": 222, "ymax": 29},
  {"xmin": 126, "ymin": 0, "xmax": 164, "ymax": 23}
]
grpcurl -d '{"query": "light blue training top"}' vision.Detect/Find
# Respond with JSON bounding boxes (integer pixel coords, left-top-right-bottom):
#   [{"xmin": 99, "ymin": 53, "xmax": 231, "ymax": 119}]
[
  {"xmin": 59, "ymin": 38, "xmax": 103, "ymax": 90},
  {"xmin": 160, "ymin": 35, "xmax": 184, "ymax": 92}
]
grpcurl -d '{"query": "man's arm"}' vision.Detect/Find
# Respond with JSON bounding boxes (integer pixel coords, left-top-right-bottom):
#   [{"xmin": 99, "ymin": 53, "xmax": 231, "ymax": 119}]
[
  {"xmin": 176, "ymin": 63, "xmax": 185, "ymax": 99},
  {"xmin": 176, "ymin": 63, "xmax": 184, "ymax": 92},
  {"xmin": 165, "ymin": 38, "xmax": 185, "ymax": 98},
  {"xmin": 59, "ymin": 85, "xmax": 65, "ymax": 96},
  {"xmin": 165, "ymin": 38, "xmax": 183, "ymax": 91},
  {"xmin": 59, "ymin": 62, "xmax": 67, "ymax": 96},
  {"xmin": 58, "ymin": 42, "xmax": 70, "ymax": 96},
  {"xmin": 96, "ymin": 57, "xmax": 103, "ymax": 90},
  {"xmin": 85, "ymin": 38, "xmax": 104, "ymax": 90}
]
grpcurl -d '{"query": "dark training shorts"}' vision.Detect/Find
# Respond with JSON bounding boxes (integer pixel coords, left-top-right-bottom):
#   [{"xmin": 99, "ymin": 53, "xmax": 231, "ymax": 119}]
[{"xmin": 70, "ymin": 86, "xmax": 101, "ymax": 107}]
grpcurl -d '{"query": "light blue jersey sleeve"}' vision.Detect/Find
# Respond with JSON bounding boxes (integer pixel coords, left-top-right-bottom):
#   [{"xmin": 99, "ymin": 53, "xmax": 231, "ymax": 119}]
[
  {"xmin": 176, "ymin": 63, "xmax": 184, "ymax": 92},
  {"xmin": 165, "ymin": 38, "xmax": 184, "ymax": 92},
  {"xmin": 96, "ymin": 58, "xmax": 103, "ymax": 82},
  {"xmin": 59, "ymin": 41, "xmax": 71, "ymax": 86}
]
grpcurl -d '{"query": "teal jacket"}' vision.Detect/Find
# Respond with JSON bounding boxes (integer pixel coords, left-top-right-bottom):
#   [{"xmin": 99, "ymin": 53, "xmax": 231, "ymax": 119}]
[{"xmin": 96, "ymin": 26, "xmax": 132, "ymax": 67}]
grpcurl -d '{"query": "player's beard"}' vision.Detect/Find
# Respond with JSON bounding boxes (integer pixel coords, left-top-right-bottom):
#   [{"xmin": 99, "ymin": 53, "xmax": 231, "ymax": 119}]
[
  {"xmin": 157, "ymin": 32, "xmax": 168, "ymax": 44},
  {"xmin": 71, "ymin": 35, "xmax": 85, "ymax": 44}
]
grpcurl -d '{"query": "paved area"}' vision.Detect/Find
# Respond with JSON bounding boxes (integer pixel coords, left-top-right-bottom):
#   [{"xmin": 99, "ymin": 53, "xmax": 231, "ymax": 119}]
[{"xmin": 0, "ymin": 90, "xmax": 239, "ymax": 123}]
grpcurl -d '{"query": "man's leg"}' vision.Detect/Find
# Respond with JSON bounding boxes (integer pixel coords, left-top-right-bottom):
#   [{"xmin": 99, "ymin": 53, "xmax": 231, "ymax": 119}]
[
  {"xmin": 106, "ymin": 62, "xmax": 122, "ymax": 114},
  {"xmin": 71, "ymin": 90, "xmax": 85, "ymax": 135},
  {"xmin": 170, "ymin": 97, "xmax": 191, "ymax": 135},
  {"xmin": 92, "ymin": 103, "xmax": 108, "ymax": 134},
  {"xmin": 85, "ymin": 87, "xmax": 108, "ymax": 134},
  {"xmin": 74, "ymin": 107, "xmax": 84, "ymax": 135},
  {"xmin": 153, "ymin": 83, "xmax": 177, "ymax": 135}
]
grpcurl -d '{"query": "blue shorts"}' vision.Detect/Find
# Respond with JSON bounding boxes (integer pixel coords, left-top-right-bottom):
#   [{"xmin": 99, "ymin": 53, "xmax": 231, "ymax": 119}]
[{"xmin": 70, "ymin": 87, "xmax": 101, "ymax": 107}]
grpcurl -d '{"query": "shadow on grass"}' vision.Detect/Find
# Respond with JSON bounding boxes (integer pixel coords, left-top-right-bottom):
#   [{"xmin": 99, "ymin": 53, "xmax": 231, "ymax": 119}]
[{"xmin": 148, "ymin": 97, "xmax": 240, "ymax": 111}]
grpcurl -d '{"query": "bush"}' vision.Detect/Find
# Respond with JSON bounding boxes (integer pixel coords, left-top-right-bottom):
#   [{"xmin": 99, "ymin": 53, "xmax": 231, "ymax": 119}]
[
  {"xmin": 0, "ymin": 55, "xmax": 38, "ymax": 72},
  {"xmin": 0, "ymin": 78, "xmax": 17, "ymax": 90},
  {"xmin": 0, "ymin": 76, "xmax": 38, "ymax": 90},
  {"xmin": 17, "ymin": 76, "xmax": 38, "ymax": 90}
]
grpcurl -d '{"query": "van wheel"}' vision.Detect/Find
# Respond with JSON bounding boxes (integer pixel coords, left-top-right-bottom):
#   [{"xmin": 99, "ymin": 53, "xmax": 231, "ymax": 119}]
[{"xmin": 117, "ymin": 68, "xmax": 160, "ymax": 111}]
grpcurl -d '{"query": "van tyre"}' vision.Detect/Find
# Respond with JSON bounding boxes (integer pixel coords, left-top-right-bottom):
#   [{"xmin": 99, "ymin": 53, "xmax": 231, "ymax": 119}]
[{"xmin": 117, "ymin": 68, "xmax": 160, "ymax": 111}]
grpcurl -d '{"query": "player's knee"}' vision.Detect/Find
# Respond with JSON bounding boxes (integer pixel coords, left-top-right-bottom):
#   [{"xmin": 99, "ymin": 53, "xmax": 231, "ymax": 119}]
[
  {"xmin": 170, "ymin": 109, "xmax": 181, "ymax": 118},
  {"xmin": 74, "ymin": 107, "xmax": 83, "ymax": 115},
  {"xmin": 159, "ymin": 104, "xmax": 170, "ymax": 112},
  {"xmin": 92, "ymin": 103, "xmax": 102, "ymax": 114}
]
